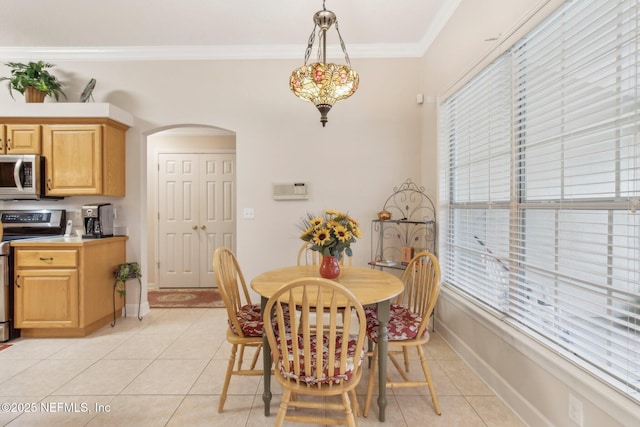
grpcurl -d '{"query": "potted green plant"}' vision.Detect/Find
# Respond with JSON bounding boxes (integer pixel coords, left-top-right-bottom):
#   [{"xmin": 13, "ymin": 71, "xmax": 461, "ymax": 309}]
[
  {"xmin": 114, "ymin": 262, "xmax": 142, "ymax": 296},
  {"xmin": 0, "ymin": 61, "xmax": 66, "ymax": 102}
]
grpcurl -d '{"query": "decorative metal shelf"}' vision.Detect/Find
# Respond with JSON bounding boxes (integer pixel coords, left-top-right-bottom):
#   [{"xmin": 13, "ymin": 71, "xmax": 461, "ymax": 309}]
[{"xmin": 370, "ymin": 179, "xmax": 436, "ymax": 270}]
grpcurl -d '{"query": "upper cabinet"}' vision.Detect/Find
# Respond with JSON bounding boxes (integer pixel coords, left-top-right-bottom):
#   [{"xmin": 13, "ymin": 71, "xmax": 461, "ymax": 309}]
[
  {"xmin": 42, "ymin": 121, "xmax": 127, "ymax": 196},
  {"xmin": 0, "ymin": 124, "xmax": 41, "ymax": 154},
  {"xmin": 0, "ymin": 104, "xmax": 133, "ymax": 197}
]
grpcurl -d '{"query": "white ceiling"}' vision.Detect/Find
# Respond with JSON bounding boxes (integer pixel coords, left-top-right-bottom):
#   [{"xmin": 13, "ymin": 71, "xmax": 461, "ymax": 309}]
[{"xmin": 0, "ymin": 0, "xmax": 460, "ymax": 60}]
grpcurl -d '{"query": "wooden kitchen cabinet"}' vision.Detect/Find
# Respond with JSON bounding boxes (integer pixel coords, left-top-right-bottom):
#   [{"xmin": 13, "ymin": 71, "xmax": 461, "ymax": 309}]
[
  {"xmin": 14, "ymin": 269, "xmax": 79, "ymax": 329},
  {"xmin": 0, "ymin": 124, "xmax": 41, "ymax": 154},
  {"xmin": 12, "ymin": 236, "xmax": 127, "ymax": 338},
  {"xmin": 0, "ymin": 104, "xmax": 132, "ymax": 196},
  {"xmin": 42, "ymin": 121, "xmax": 127, "ymax": 196}
]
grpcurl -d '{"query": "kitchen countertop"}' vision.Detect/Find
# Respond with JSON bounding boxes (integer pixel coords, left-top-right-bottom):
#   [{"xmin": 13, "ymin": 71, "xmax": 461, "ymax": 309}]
[{"xmin": 10, "ymin": 235, "xmax": 128, "ymax": 247}]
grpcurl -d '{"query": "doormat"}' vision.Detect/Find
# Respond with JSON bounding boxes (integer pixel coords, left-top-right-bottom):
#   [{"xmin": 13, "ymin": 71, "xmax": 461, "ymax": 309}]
[
  {"xmin": 0, "ymin": 344, "xmax": 12, "ymax": 352},
  {"xmin": 148, "ymin": 288, "xmax": 225, "ymax": 308}
]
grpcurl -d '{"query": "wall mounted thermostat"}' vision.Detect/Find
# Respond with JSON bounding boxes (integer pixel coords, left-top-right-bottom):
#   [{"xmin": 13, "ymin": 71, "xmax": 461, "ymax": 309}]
[{"xmin": 273, "ymin": 182, "xmax": 308, "ymax": 200}]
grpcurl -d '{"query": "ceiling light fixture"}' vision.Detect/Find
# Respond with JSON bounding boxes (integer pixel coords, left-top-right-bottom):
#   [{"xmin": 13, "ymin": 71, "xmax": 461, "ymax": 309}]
[{"xmin": 289, "ymin": 0, "xmax": 359, "ymax": 127}]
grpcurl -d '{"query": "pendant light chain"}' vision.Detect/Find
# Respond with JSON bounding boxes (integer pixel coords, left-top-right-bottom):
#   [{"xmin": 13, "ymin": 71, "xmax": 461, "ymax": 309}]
[
  {"xmin": 334, "ymin": 20, "xmax": 352, "ymax": 67},
  {"xmin": 303, "ymin": 24, "xmax": 318, "ymax": 65}
]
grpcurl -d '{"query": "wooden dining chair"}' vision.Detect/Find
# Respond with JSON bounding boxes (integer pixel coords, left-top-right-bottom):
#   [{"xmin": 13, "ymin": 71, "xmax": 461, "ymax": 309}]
[
  {"xmin": 263, "ymin": 277, "xmax": 367, "ymax": 427},
  {"xmin": 213, "ymin": 246, "xmax": 266, "ymax": 413},
  {"xmin": 296, "ymin": 242, "xmax": 320, "ymax": 265},
  {"xmin": 340, "ymin": 250, "xmax": 353, "ymax": 266},
  {"xmin": 363, "ymin": 251, "xmax": 442, "ymax": 417},
  {"xmin": 297, "ymin": 242, "xmax": 353, "ymax": 266},
  {"xmin": 297, "ymin": 242, "xmax": 351, "ymax": 331}
]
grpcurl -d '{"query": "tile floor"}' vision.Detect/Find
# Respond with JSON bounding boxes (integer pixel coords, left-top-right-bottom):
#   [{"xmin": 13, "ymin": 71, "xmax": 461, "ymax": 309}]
[{"xmin": 0, "ymin": 308, "xmax": 526, "ymax": 426}]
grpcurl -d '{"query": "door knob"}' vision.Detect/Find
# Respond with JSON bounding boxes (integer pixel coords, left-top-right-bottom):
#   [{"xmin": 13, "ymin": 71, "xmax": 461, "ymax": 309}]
[
  {"xmin": 192, "ymin": 225, "xmax": 198, "ymax": 230},
  {"xmin": 200, "ymin": 225, "xmax": 206, "ymax": 230}
]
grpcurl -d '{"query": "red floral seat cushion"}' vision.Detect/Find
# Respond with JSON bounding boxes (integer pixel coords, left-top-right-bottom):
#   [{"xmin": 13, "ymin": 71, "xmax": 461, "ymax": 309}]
[
  {"xmin": 275, "ymin": 332, "xmax": 364, "ymax": 385},
  {"xmin": 229, "ymin": 304, "xmax": 263, "ymax": 337},
  {"xmin": 229, "ymin": 304, "xmax": 291, "ymax": 337},
  {"xmin": 364, "ymin": 304, "xmax": 425, "ymax": 342}
]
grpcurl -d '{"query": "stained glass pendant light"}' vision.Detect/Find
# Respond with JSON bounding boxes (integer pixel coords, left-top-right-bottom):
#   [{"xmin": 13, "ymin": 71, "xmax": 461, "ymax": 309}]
[{"xmin": 289, "ymin": 0, "xmax": 359, "ymax": 127}]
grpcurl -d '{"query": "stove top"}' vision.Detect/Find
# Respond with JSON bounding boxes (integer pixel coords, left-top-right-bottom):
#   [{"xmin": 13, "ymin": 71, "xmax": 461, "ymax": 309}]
[{"xmin": 0, "ymin": 209, "xmax": 66, "ymax": 253}]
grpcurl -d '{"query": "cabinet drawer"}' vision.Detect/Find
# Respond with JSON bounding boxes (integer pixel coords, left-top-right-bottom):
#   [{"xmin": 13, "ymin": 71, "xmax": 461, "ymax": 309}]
[{"xmin": 16, "ymin": 250, "xmax": 79, "ymax": 268}]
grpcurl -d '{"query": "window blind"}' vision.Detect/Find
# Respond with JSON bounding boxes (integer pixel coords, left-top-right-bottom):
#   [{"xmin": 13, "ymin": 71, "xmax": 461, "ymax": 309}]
[{"xmin": 439, "ymin": 0, "xmax": 640, "ymax": 401}]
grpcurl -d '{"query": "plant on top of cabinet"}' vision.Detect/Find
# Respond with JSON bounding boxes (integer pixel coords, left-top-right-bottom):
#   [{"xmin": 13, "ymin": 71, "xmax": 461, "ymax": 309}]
[{"xmin": 0, "ymin": 61, "xmax": 66, "ymax": 102}]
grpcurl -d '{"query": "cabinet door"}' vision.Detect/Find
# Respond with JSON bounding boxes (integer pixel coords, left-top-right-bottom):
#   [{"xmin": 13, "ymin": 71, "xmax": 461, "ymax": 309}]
[
  {"xmin": 42, "ymin": 124, "xmax": 102, "ymax": 195},
  {"xmin": 14, "ymin": 269, "xmax": 79, "ymax": 328},
  {"xmin": 5, "ymin": 124, "xmax": 41, "ymax": 154}
]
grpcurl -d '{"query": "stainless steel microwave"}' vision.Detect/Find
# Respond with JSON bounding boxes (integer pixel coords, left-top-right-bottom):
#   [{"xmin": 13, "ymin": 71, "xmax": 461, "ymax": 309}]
[{"xmin": 0, "ymin": 154, "xmax": 44, "ymax": 200}]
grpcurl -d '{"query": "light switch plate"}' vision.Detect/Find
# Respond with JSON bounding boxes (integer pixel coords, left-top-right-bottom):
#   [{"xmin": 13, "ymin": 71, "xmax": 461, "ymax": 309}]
[{"xmin": 243, "ymin": 208, "xmax": 255, "ymax": 219}]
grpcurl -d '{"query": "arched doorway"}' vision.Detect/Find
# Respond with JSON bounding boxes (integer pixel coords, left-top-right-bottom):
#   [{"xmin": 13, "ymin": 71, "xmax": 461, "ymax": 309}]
[{"xmin": 146, "ymin": 125, "xmax": 236, "ymax": 288}]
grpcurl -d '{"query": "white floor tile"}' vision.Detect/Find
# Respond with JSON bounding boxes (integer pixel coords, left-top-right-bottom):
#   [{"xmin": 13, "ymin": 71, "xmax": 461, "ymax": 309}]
[{"xmin": 0, "ymin": 307, "xmax": 523, "ymax": 426}]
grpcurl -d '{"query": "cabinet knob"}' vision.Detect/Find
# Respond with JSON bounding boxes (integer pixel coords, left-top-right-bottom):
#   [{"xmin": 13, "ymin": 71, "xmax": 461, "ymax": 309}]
[
  {"xmin": 192, "ymin": 225, "xmax": 198, "ymax": 230},
  {"xmin": 200, "ymin": 225, "xmax": 206, "ymax": 230}
]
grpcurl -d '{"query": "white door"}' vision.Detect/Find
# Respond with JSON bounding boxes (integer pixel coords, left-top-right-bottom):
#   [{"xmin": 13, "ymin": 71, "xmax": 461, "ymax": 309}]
[{"xmin": 158, "ymin": 153, "xmax": 236, "ymax": 288}]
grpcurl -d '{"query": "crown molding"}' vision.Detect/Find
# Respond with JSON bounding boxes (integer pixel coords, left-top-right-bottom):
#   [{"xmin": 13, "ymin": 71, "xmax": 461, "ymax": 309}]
[
  {"xmin": 418, "ymin": 0, "xmax": 462, "ymax": 53},
  {"xmin": 0, "ymin": 43, "xmax": 425, "ymax": 62}
]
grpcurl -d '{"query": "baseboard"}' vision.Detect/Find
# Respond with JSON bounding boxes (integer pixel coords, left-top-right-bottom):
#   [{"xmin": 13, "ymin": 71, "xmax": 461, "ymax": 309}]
[
  {"xmin": 436, "ymin": 287, "xmax": 640, "ymax": 427},
  {"xmin": 124, "ymin": 301, "xmax": 150, "ymax": 319},
  {"xmin": 435, "ymin": 295, "xmax": 550, "ymax": 426}
]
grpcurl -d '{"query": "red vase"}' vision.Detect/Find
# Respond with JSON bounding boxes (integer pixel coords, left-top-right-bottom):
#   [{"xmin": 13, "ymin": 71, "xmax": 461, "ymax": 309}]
[{"xmin": 319, "ymin": 255, "xmax": 340, "ymax": 279}]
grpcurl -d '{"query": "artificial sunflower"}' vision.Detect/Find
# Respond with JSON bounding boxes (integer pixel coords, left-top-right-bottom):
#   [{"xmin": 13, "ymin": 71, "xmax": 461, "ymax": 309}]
[
  {"xmin": 299, "ymin": 210, "xmax": 361, "ymax": 259},
  {"xmin": 313, "ymin": 228, "xmax": 331, "ymax": 246}
]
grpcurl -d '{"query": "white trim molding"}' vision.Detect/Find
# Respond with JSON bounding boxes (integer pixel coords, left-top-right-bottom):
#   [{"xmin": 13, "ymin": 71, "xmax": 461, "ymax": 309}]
[
  {"xmin": 436, "ymin": 287, "xmax": 640, "ymax": 427},
  {"xmin": 0, "ymin": 43, "xmax": 427, "ymax": 62}
]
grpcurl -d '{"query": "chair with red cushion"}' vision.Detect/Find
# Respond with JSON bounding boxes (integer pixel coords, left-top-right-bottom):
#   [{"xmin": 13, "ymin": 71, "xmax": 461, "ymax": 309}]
[
  {"xmin": 213, "ymin": 246, "xmax": 266, "ymax": 413},
  {"xmin": 264, "ymin": 277, "xmax": 367, "ymax": 427},
  {"xmin": 363, "ymin": 251, "xmax": 442, "ymax": 417}
]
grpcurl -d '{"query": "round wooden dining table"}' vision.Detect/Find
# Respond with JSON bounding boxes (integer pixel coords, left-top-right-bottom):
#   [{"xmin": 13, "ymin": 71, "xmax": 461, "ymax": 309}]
[{"xmin": 251, "ymin": 264, "xmax": 404, "ymax": 422}]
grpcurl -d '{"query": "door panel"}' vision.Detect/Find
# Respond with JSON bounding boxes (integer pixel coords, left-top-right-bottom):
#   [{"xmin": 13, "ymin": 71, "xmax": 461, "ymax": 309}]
[
  {"xmin": 200, "ymin": 154, "xmax": 236, "ymax": 287},
  {"xmin": 42, "ymin": 125, "xmax": 102, "ymax": 195},
  {"xmin": 158, "ymin": 154, "xmax": 200, "ymax": 287},
  {"xmin": 6, "ymin": 124, "xmax": 41, "ymax": 154},
  {"xmin": 159, "ymin": 152, "xmax": 236, "ymax": 288},
  {"xmin": 14, "ymin": 270, "xmax": 78, "ymax": 328}
]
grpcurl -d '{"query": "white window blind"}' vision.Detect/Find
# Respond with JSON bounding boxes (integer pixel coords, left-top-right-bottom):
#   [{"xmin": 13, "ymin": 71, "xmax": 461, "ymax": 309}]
[{"xmin": 439, "ymin": 0, "xmax": 640, "ymax": 401}]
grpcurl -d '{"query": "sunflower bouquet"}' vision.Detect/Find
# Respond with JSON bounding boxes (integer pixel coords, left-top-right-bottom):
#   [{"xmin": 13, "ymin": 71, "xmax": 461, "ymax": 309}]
[{"xmin": 299, "ymin": 210, "xmax": 361, "ymax": 260}]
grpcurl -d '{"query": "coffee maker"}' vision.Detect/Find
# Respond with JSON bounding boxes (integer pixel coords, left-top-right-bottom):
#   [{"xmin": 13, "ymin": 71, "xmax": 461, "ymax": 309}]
[{"xmin": 82, "ymin": 203, "xmax": 114, "ymax": 238}]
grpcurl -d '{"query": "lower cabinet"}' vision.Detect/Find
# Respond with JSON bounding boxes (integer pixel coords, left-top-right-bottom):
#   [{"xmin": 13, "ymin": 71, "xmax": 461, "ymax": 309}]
[
  {"xmin": 15, "ymin": 269, "xmax": 79, "ymax": 328},
  {"xmin": 13, "ymin": 237, "xmax": 127, "ymax": 337}
]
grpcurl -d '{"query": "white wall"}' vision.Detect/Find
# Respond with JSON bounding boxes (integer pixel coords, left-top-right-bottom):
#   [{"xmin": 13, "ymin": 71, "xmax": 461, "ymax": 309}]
[{"xmin": 0, "ymin": 56, "xmax": 424, "ymax": 297}]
